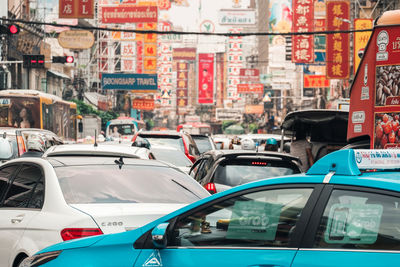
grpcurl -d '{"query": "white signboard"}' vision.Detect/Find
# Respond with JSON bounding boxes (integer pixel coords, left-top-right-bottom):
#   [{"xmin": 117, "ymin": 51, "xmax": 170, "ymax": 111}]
[
  {"xmin": 354, "ymin": 149, "xmax": 400, "ymax": 169},
  {"xmin": 216, "ymin": 108, "xmax": 243, "ymax": 121},
  {"xmin": 219, "ymin": 10, "xmax": 256, "ymax": 25}
]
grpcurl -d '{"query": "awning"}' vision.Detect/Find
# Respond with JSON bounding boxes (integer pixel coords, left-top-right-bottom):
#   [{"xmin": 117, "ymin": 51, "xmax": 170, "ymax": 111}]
[{"xmin": 47, "ymin": 70, "xmax": 71, "ymax": 79}]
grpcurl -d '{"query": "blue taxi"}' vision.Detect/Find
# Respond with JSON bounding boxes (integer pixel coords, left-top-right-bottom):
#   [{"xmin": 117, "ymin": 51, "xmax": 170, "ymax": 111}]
[{"xmin": 22, "ymin": 149, "xmax": 400, "ymax": 267}]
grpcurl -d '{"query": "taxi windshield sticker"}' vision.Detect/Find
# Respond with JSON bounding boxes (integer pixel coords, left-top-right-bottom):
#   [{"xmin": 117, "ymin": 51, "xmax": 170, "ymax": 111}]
[
  {"xmin": 325, "ymin": 203, "xmax": 383, "ymax": 244},
  {"xmin": 226, "ymin": 200, "xmax": 282, "ymax": 241}
]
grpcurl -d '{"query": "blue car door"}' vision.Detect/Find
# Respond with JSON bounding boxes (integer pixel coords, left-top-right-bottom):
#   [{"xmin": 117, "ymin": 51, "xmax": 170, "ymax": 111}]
[
  {"xmin": 292, "ymin": 185, "xmax": 400, "ymax": 267},
  {"xmin": 135, "ymin": 185, "xmax": 322, "ymax": 267}
]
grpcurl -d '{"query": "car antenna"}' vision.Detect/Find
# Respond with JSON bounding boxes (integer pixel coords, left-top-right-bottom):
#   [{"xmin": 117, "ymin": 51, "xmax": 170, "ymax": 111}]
[
  {"xmin": 94, "ymin": 130, "xmax": 98, "ymax": 147},
  {"xmin": 2, "ymin": 132, "xmax": 6, "ymax": 139},
  {"xmin": 114, "ymin": 156, "xmax": 124, "ymax": 169}
]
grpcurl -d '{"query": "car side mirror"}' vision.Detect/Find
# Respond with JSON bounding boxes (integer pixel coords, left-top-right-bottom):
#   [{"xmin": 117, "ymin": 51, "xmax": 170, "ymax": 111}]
[{"xmin": 151, "ymin": 222, "xmax": 169, "ymax": 249}]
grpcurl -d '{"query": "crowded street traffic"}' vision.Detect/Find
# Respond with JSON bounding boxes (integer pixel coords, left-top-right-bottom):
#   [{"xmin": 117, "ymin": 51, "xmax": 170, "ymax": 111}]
[{"xmin": 1, "ymin": 0, "xmax": 400, "ymax": 266}]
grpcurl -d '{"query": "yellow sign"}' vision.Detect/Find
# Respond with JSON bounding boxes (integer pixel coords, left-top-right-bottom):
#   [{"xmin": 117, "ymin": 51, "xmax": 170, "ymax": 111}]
[
  {"xmin": 354, "ymin": 19, "xmax": 373, "ymax": 73},
  {"xmin": 58, "ymin": 30, "xmax": 95, "ymax": 50}
]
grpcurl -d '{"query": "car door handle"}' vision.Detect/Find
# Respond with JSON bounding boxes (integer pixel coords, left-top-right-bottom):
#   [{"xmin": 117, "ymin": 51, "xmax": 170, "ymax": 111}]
[{"xmin": 11, "ymin": 215, "xmax": 25, "ymax": 224}]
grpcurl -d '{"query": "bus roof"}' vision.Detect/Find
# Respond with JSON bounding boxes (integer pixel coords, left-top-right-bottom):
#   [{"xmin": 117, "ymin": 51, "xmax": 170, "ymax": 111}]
[
  {"xmin": 0, "ymin": 89, "xmax": 76, "ymax": 107},
  {"xmin": 377, "ymin": 10, "xmax": 400, "ymax": 25}
]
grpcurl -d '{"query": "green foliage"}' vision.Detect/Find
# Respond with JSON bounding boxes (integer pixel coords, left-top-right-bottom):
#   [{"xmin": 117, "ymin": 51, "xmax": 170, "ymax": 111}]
[
  {"xmin": 221, "ymin": 120, "xmax": 236, "ymax": 132},
  {"xmin": 71, "ymin": 99, "xmax": 118, "ymax": 130},
  {"xmin": 248, "ymin": 123, "xmax": 259, "ymax": 134}
]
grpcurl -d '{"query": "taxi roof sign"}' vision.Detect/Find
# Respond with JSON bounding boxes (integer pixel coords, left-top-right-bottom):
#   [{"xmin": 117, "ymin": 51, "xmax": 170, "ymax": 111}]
[{"xmin": 307, "ymin": 149, "xmax": 400, "ymax": 176}]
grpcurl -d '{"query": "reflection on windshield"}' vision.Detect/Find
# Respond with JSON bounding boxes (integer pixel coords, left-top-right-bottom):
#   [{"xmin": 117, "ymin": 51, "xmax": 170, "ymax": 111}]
[
  {"xmin": 151, "ymin": 148, "xmax": 192, "ymax": 167},
  {"xmin": 56, "ymin": 165, "xmax": 208, "ymax": 204},
  {"xmin": 109, "ymin": 124, "xmax": 135, "ymax": 137},
  {"xmin": 214, "ymin": 164, "xmax": 299, "ymax": 187}
]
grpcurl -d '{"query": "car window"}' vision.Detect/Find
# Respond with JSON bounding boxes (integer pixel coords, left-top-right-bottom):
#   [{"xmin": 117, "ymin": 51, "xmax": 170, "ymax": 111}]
[
  {"xmin": 314, "ymin": 189, "xmax": 400, "ymax": 250},
  {"xmin": 55, "ymin": 165, "xmax": 209, "ymax": 204},
  {"xmin": 213, "ymin": 159, "xmax": 301, "ymax": 187},
  {"xmin": 194, "ymin": 156, "xmax": 214, "ymax": 183},
  {"xmin": 141, "ymin": 136, "xmax": 185, "ymax": 152},
  {"xmin": 170, "ymin": 188, "xmax": 313, "ymax": 247},
  {"xmin": 193, "ymin": 137, "xmax": 213, "ymax": 154},
  {"xmin": 187, "ymin": 135, "xmax": 200, "ymax": 156},
  {"xmin": 0, "ymin": 165, "xmax": 20, "ymax": 204},
  {"xmin": 2, "ymin": 165, "xmax": 44, "ymax": 209}
]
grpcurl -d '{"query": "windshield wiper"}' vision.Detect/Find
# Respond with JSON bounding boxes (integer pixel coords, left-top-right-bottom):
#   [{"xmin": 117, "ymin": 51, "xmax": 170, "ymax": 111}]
[{"xmin": 172, "ymin": 179, "xmax": 200, "ymax": 198}]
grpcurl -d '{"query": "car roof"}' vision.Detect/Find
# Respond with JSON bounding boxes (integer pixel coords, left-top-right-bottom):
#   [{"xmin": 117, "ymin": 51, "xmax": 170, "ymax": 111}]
[
  {"xmin": 138, "ymin": 130, "xmax": 183, "ymax": 137},
  {"xmin": 201, "ymin": 149, "xmax": 301, "ymax": 163},
  {"xmin": 43, "ymin": 144, "xmax": 149, "ymax": 159}
]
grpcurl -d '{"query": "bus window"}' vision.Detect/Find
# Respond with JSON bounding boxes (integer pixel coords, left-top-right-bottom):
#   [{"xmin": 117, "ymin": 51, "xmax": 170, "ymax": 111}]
[{"xmin": 0, "ymin": 97, "xmax": 40, "ymax": 128}]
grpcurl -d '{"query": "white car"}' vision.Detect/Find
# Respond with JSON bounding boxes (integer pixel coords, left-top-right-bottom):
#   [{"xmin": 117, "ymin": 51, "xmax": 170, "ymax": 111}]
[
  {"xmin": 0, "ymin": 155, "xmax": 209, "ymax": 267},
  {"xmin": 43, "ymin": 143, "xmax": 154, "ymax": 159}
]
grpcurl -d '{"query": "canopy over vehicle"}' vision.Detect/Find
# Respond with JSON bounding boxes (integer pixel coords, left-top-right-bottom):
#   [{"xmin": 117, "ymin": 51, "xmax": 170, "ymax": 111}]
[{"xmin": 282, "ymin": 109, "xmax": 349, "ymax": 142}]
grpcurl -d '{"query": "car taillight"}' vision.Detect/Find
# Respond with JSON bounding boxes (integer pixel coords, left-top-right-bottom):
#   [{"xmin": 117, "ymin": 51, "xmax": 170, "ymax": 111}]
[
  {"xmin": 204, "ymin": 183, "xmax": 217, "ymax": 194},
  {"xmin": 61, "ymin": 228, "xmax": 103, "ymax": 241},
  {"xmin": 186, "ymin": 154, "xmax": 196, "ymax": 163}
]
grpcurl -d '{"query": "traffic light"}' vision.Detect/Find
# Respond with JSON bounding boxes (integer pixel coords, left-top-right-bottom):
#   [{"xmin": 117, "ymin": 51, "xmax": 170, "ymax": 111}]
[
  {"xmin": 52, "ymin": 56, "xmax": 74, "ymax": 64},
  {"xmin": 23, "ymin": 55, "xmax": 45, "ymax": 68},
  {"xmin": 0, "ymin": 24, "xmax": 20, "ymax": 35}
]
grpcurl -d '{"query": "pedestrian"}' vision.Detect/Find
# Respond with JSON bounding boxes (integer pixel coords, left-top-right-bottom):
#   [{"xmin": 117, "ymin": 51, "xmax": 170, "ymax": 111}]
[
  {"xmin": 289, "ymin": 131, "xmax": 314, "ymax": 172},
  {"xmin": 264, "ymin": 138, "xmax": 278, "ymax": 151}
]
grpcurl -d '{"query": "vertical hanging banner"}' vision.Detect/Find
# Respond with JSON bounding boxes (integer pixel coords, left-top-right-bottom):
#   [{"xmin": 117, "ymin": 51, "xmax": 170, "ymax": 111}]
[
  {"xmin": 354, "ymin": 18, "xmax": 373, "ymax": 73},
  {"xmin": 198, "ymin": 53, "xmax": 214, "ymax": 104},
  {"xmin": 176, "ymin": 62, "xmax": 189, "ymax": 108},
  {"xmin": 326, "ymin": 0, "xmax": 350, "ymax": 79},
  {"xmin": 59, "ymin": 0, "xmax": 94, "ymax": 18},
  {"xmin": 292, "ymin": 0, "xmax": 314, "ymax": 63}
]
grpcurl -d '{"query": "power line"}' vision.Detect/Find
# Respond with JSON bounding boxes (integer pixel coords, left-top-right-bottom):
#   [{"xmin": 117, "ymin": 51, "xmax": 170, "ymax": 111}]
[{"xmin": 0, "ymin": 17, "xmax": 374, "ymax": 37}]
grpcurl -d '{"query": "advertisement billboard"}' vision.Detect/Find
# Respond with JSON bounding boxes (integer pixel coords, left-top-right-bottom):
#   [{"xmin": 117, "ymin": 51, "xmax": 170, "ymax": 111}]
[
  {"xmin": 354, "ymin": 19, "xmax": 373, "ymax": 73},
  {"xmin": 101, "ymin": 6, "xmax": 158, "ymax": 24},
  {"xmin": 198, "ymin": 53, "xmax": 214, "ymax": 104}
]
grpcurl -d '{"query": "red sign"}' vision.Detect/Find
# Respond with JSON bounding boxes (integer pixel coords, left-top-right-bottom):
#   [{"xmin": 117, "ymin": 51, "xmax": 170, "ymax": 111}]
[
  {"xmin": 102, "ymin": 6, "xmax": 158, "ymax": 24},
  {"xmin": 132, "ymin": 99, "xmax": 154, "ymax": 110},
  {"xmin": 326, "ymin": 1, "xmax": 350, "ymax": 79},
  {"xmin": 59, "ymin": 0, "xmax": 94, "ymax": 18},
  {"xmin": 292, "ymin": 0, "xmax": 314, "ymax": 63},
  {"xmin": 237, "ymin": 84, "xmax": 264, "ymax": 94},
  {"xmin": 198, "ymin": 53, "xmax": 214, "ymax": 104},
  {"xmin": 303, "ymin": 75, "xmax": 330, "ymax": 88},
  {"xmin": 239, "ymin": 68, "xmax": 259, "ymax": 82}
]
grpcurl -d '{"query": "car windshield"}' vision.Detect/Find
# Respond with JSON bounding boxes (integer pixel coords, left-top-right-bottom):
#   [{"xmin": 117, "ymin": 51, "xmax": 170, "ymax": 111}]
[
  {"xmin": 213, "ymin": 159, "xmax": 301, "ymax": 187},
  {"xmin": 151, "ymin": 148, "xmax": 192, "ymax": 167},
  {"xmin": 55, "ymin": 164, "xmax": 208, "ymax": 204},
  {"xmin": 109, "ymin": 124, "xmax": 135, "ymax": 136},
  {"xmin": 193, "ymin": 136, "xmax": 213, "ymax": 154},
  {"xmin": 140, "ymin": 135, "xmax": 185, "ymax": 152}
]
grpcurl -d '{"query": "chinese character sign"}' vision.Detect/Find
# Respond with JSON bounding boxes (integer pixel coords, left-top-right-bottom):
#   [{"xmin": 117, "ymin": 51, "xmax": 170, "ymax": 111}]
[
  {"xmin": 198, "ymin": 53, "xmax": 214, "ymax": 104},
  {"xmin": 59, "ymin": 0, "xmax": 94, "ymax": 18},
  {"xmin": 292, "ymin": 0, "xmax": 314, "ymax": 63},
  {"xmin": 354, "ymin": 19, "xmax": 373, "ymax": 73},
  {"xmin": 326, "ymin": 1, "xmax": 350, "ymax": 79}
]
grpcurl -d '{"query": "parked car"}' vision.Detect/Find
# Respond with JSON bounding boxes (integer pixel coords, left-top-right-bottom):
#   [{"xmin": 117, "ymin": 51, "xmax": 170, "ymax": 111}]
[
  {"xmin": 150, "ymin": 145, "xmax": 193, "ymax": 173},
  {"xmin": 189, "ymin": 150, "xmax": 302, "ymax": 194},
  {"xmin": 0, "ymin": 152, "xmax": 209, "ymax": 267},
  {"xmin": 191, "ymin": 134, "xmax": 216, "ymax": 154},
  {"xmin": 43, "ymin": 143, "xmax": 154, "ymax": 160},
  {"xmin": 133, "ymin": 130, "xmax": 200, "ymax": 163},
  {"xmin": 25, "ymin": 149, "xmax": 400, "ymax": 267},
  {"xmin": 0, "ymin": 128, "xmax": 63, "ymax": 159}
]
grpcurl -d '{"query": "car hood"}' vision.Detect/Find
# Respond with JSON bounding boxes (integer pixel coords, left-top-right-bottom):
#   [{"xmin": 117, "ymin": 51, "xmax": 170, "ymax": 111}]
[{"xmin": 70, "ymin": 203, "xmax": 186, "ymax": 234}]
